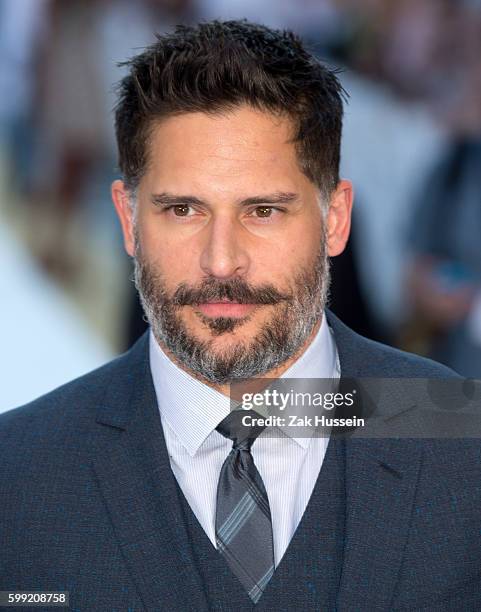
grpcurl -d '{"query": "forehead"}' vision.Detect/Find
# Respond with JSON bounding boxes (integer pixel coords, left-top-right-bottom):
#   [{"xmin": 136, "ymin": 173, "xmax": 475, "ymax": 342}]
[{"xmin": 140, "ymin": 105, "xmax": 312, "ymax": 196}]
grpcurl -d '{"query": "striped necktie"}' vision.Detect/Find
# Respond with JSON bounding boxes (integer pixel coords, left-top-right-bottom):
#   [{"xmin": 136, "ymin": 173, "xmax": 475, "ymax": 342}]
[{"xmin": 215, "ymin": 410, "xmax": 275, "ymax": 604}]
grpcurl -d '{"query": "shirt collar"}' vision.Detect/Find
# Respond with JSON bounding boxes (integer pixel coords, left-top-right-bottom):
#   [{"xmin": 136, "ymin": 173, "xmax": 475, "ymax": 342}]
[{"xmin": 149, "ymin": 312, "xmax": 340, "ymax": 456}]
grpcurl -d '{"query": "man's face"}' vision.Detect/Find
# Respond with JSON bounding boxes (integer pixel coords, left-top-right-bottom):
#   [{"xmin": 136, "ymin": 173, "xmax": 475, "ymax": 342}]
[{"xmin": 113, "ymin": 105, "xmax": 352, "ymax": 384}]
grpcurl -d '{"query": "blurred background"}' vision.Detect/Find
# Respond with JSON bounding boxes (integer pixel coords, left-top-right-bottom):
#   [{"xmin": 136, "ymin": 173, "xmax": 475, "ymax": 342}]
[{"xmin": 1, "ymin": 0, "xmax": 480, "ymax": 412}]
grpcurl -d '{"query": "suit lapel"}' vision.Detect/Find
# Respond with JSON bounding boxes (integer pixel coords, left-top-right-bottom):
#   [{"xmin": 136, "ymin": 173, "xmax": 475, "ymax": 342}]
[
  {"xmin": 327, "ymin": 311, "xmax": 424, "ymax": 609},
  {"xmin": 90, "ymin": 334, "xmax": 209, "ymax": 612}
]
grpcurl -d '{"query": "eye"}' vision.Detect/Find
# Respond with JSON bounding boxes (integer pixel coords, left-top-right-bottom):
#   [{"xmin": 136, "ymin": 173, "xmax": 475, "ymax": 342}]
[
  {"xmin": 254, "ymin": 206, "xmax": 273, "ymax": 218},
  {"xmin": 172, "ymin": 204, "xmax": 192, "ymax": 216},
  {"xmin": 246, "ymin": 206, "xmax": 285, "ymax": 221}
]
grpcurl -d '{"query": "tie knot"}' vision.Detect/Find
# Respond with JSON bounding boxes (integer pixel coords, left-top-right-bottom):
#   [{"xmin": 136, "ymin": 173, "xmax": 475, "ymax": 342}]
[{"xmin": 216, "ymin": 410, "xmax": 266, "ymax": 451}]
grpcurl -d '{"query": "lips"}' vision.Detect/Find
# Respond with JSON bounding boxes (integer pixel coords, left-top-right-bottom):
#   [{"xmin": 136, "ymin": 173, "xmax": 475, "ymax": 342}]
[{"xmin": 194, "ymin": 302, "xmax": 258, "ymax": 318}]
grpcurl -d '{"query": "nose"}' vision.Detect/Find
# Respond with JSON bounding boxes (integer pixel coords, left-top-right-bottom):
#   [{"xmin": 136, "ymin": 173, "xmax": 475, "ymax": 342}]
[{"xmin": 199, "ymin": 215, "xmax": 250, "ymax": 279}]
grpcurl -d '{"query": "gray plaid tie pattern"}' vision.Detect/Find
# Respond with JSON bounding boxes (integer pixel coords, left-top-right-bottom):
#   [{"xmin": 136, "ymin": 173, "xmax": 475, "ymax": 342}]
[{"xmin": 215, "ymin": 410, "xmax": 275, "ymax": 604}]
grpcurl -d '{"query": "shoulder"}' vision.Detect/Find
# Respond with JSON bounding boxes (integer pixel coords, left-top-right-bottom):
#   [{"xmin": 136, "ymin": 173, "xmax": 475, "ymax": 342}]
[
  {"xmin": 351, "ymin": 334, "xmax": 457, "ymax": 378},
  {"xmin": 0, "ymin": 357, "xmax": 117, "ymax": 446},
  {"xmin": 326, "ymin": 310, "xmax": 459, "ymax": 378},
  {"xmin": 0, "ymin": 332, "xmax": 149, "ymax": 442}
]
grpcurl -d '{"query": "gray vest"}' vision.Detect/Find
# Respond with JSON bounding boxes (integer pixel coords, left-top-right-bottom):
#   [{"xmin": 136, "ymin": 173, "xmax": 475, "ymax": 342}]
[{"xmin": 174, "ymin": 436, "xmax": 346, "ymax": 611}]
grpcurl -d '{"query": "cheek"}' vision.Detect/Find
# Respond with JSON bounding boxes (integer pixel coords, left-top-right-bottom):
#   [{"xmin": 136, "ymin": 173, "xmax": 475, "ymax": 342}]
[
  {"xmin": 141, "ymin": 231, "xmax": 201, "ymax": 284},
  {"xmin": 264, "ymin": 223, "xmax": 323, "ymax": 274},
  {"xmin": 252, "ymin": 243, "xmax": 318, "ymax": 290}
]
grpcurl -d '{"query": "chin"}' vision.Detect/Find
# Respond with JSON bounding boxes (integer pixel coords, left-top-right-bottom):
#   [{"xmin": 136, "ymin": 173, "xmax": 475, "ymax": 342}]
[
  {"xmin": 186, "ymin": 309, "xmax": 258, "ymax": 335},
  {"xmin": 200, "ymin": 325, "xmax": 247, "ymax": 342},
  {"xmin": 209, "ymin": 332, "xmax": 249, "ymax": 347}
]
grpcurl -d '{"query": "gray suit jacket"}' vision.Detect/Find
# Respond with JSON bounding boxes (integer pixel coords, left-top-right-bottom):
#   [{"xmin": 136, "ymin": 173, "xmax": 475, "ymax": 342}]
[{"xmin": 1, "ymin": 311, "xmax": 480, "ymax": 611}]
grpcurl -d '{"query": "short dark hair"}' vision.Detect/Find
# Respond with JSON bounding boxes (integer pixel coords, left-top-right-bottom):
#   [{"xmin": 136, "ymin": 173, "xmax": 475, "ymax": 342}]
[{"xmin": 115, "ymin": 20, "xmax": 346, "ymax": 198}]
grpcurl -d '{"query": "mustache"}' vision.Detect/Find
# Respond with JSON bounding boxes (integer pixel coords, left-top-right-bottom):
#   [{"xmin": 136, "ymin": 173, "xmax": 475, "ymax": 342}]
[{"xmin": 170, "ymin": 277, "xmax": 291, "ymax": 306}]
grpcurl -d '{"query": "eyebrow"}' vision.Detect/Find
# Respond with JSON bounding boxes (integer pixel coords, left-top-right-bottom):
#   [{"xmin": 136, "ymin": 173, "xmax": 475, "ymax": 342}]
[{"xmin": 150, "ymin": 191, "xmax": 299, "ymax": 208}]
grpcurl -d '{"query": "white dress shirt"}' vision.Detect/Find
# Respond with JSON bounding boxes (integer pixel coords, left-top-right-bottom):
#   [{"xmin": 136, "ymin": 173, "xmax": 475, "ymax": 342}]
[{"xmin": 149, "ymin": 313, "xmax": 341, "ymax": 566}]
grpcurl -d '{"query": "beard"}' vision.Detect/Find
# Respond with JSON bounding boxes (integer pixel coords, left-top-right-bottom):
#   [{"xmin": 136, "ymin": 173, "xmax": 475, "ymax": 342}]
[{"xmin": 133, "ymin": 232, "xmax": 330, "ymax": 384}]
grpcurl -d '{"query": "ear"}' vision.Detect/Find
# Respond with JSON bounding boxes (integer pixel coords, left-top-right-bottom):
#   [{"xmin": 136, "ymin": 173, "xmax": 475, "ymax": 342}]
[
  {"xmin": 326, "ymin": 179, "xmax": 353, "ymax": 257},
  {"xmin": 111, "ymin": 179, "xmax": 135, "ymax": 256}
]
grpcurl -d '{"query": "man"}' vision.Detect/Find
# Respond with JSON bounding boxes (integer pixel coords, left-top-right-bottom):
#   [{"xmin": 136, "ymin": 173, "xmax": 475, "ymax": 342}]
[{"xmin": 1, "ymin": 20, "xmax": 480, "ymax": 611}]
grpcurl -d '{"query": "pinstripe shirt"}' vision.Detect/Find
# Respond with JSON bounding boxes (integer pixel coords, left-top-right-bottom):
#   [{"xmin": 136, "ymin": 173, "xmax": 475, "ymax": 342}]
[{"xmin": 149, "ymin": 314, "xmax": 341, "ymax": 566}]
